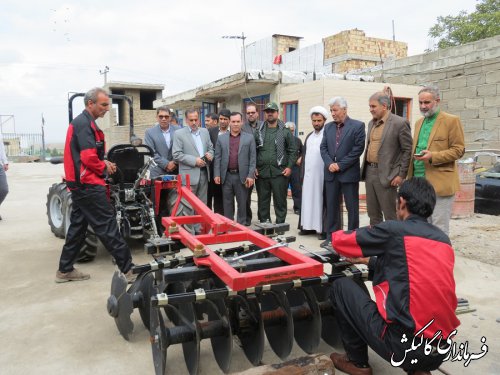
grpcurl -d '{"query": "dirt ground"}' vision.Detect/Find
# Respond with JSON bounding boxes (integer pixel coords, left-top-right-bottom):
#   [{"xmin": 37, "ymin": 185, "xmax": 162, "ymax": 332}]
[{"xmin": 450, "ymin": 215, "xmax": 500, "ymax": 266}]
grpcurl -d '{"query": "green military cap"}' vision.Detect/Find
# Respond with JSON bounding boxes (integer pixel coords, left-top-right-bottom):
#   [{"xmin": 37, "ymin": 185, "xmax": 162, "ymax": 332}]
[{"xmin": 264, "ymin": 102, "xmax": 279, "ymax": 111}]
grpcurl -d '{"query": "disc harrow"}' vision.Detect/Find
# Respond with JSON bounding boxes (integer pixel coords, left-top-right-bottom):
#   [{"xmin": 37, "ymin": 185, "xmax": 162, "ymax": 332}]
[{"xmin": 107, "ymin": 175, "xmax": 368, "ymax": 374}]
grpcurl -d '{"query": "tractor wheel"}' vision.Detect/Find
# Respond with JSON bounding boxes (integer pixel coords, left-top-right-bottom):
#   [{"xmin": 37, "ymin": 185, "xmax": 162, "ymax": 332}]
[
  {"xmin": 46, "ymin": 182, "xmax": 67, "ymax": 238},
  {"xmin": 64, "ymin": 195, "xmax": 99, "ymax": 263}
]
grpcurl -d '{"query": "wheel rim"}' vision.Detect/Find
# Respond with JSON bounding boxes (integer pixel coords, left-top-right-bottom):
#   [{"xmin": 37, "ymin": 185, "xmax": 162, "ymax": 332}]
[{"xmin": 49, "ymin": 194, "xmax": 64, "ymax": 228}]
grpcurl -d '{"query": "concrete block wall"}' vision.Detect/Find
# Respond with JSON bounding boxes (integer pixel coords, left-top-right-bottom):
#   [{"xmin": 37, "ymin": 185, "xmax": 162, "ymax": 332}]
[
  {"xmin": 373, "ymin": 35, "xmax": 500, "ymax": 152},
  {"xmin": 273, "ymin": 35, "xmax": 301, "ymax": 57},
  {"xmin": 323, "ymin": 29, "xmax": 407, "ymax": 65}
]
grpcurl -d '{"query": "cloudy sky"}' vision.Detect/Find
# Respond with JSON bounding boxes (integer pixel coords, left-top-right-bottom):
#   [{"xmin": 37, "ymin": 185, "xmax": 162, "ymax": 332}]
[{"xmin": 0, "ymin": 0, "xmax": 478, "ymax": 142}]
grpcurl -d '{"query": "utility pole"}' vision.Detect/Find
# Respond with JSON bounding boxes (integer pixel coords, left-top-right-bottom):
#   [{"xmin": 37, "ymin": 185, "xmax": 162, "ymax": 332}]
[
  {"xmin": 100, "ymin": 65, "xmax": 110, "ymax": 85},
  {"xmin": 41, "ymin": 113, "xmax": 46, "ymax": 162},
  {"xmin": 392, "ymin": 20, "xmax": 395, "ymax": 41},
  {"xmin": 222, "ymin": 33, "xmax": 247, "ymax": 73}
]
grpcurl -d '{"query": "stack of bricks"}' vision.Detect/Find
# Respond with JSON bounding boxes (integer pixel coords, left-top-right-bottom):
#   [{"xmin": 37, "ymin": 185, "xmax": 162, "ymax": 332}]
[
  {"xmin": 322, "ymin": 29, "xmax": 408, "ymax": 73},
  {"xmin": 273, "ymin": 35, "xmax": 301, "ymax": 57}
]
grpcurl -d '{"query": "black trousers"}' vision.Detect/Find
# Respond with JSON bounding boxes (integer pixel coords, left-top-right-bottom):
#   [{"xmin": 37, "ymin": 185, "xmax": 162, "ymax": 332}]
[
  {"xmin": 222, "ymin": 172, "xmax": 248, "ymax": 224},
  {"xmin": 329, "ymin": 278, "xmax": 446, "ymax": 372},
  {"xmin": 289, "ymin": 165, "xmax": 302, "ymax": 211},
  {"xmin": 207, "ymin": 179, "xmax": 224, "ymax": 214},
  {"xmin": 245, "ymin": 183, "xmax": 255, "ymax": 225},
  {"xmin": 325, "ymin": 180, "xmax": 359, "ymax": 234},
  {"xmin": 58, "ymin": 185, "xmax": 133, "ymax": 274}
]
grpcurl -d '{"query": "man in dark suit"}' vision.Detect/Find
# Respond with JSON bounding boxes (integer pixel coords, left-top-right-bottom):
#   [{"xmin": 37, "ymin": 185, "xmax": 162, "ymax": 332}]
[
  {"xmin": 214, "ymin": 112, "xmax": 256, "ymax": 224},
  {"xmin": 207, "ymin": 109, "xmax": 229, "ymax": 214},
  {"xmin": 320, "ymin": 97, "xmax": 365, "ymax": 246},
  {"xmin": 361, "ymin": 92, "xmax": 412, "ymax": 225},
  {"xmin": 285, "ymin": 122, "xmax": 303, "ymax": 214},
  {"xmin": 242, "ymin": 103, "xmax": 262, "ymax": 225},
  {"xmin": 144, "ymin": 106, "xmax": 180, "ymax": 223}
]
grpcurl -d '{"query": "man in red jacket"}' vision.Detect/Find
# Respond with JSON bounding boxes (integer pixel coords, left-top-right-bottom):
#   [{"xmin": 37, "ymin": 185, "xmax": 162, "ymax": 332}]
[
  {"xmin": 329, "ymin": 177, "xmax": 459, "ymax": 375},
  {"xmin": 55, "ymin": 88, "xmax": 134, "ymax": 283}
]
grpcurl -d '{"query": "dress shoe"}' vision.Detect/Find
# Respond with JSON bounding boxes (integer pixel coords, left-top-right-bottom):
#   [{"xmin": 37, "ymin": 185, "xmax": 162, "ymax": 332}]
[
  {"xmin": 298, "ymin": 229, "xmax": 314, "ymax": 235},
  {"xmin": 330, "ymin": 352, "xmax": 372, "ymax": 375},
  {"xmin": 320, "ymin": 239, "xmax": 332, "ymax": 248}
]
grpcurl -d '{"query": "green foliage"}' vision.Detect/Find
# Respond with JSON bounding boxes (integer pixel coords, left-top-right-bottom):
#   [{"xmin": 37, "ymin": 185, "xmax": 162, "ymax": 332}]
[{"xmin": 429, "ymin": 0, "xmax": 500, "ymax": 49}]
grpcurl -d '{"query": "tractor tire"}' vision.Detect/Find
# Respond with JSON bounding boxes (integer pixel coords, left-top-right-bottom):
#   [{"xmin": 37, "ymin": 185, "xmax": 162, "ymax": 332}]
[
  {"xmin": 64, "ymin": 195, "xmax": 99, "ymax": 263},
  {"xmin": 46, "ymin": 182, "xmax": 67, "ymax": 238}
]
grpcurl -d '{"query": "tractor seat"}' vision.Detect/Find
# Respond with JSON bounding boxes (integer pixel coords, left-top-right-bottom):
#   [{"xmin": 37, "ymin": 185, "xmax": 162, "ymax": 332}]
[{"xmin": 107, "ymin": 144, "xmax": 150, "ymax": 184}]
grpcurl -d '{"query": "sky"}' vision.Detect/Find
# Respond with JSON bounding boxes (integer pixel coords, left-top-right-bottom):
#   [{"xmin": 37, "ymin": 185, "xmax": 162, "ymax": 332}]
[{"xmin": 0, "ymin": 0, "xmax": 478, "ymax": 143}]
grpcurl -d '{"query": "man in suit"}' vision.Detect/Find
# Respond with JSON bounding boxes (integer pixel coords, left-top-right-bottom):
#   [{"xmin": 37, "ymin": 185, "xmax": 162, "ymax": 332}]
[
  {"xmin": 172, "ymin": 109, "xmax": 214, "ymax": 232},
  {"xmin": 242, "ymin": 103, "xmax": 262, "ymax": 225},
  {"xmin": 361, "ymin": 92, "xmax": 412, "ymax": 225},
  {"xmin": 205, "ymin": 112, "xmax": 219, "ymax": 129},
  {"xmin": 255, "ymin": 102, "xmax": 296, "ymax": 224},
  {"xmin": 144, "ymin": 106, "xmax": 180, "ymax": 224},
  {"xmin": 320, "ymin": 97, "xmax": 365, "ymax": 246},
  {"xmin": 285, "ymin": 122, "xmax": 303, "ymax": 215},
  {"xmin": 207, "ymin": 110, "xmax": 229, "ymax": 214},
  {"xmin": 214, "ymin": 112, "xmax": 256, "ymax": 224},
  {"xmin": 407, "ymin": 86, "xmax": 465, "ymax": 235}
]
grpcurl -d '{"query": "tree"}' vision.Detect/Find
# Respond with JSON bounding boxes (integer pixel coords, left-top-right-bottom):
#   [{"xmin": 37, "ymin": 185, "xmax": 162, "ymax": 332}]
[{"xmin": 429, "ymin": 0, "xmax": 500, "ymax": 49}]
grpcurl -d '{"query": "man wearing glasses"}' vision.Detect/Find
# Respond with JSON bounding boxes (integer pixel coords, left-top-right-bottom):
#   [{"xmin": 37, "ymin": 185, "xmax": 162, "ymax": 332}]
[{"xmin": 145, "ymin": 106, "xmax": 180, "ymax": 223}]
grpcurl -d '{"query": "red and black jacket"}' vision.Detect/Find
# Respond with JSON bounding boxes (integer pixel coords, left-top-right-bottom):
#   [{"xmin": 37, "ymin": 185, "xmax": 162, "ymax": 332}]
[
  {"xmin": 332, "ymin": 215, "xmax": 460, "ymax": 339},
  {"xmin": 64, "ymin": 110, "xmax": 106, "ymax": 189}
]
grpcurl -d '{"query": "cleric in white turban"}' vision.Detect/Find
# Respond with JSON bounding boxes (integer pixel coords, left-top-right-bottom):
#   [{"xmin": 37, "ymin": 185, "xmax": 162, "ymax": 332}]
[
  {"xmin": 309, "ymin": 106, "xmax": 329, "ymax": 120},
  {"xmin": 298, "ymin": 105, "xmax": 329, "ymax": 239}
]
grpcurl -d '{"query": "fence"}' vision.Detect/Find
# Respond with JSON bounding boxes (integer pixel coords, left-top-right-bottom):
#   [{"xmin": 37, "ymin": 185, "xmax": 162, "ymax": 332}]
[{"xmin": 1, "ymin": 132, "xmax": 44, "ymax": 161}]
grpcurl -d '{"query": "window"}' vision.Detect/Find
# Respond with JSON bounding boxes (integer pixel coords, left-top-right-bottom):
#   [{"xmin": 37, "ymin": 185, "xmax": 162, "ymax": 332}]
[
  {"xmin": 393, "ymin": 98, "xmax": 411, "ymax": 120},
  {"xmin": 139, "ymin": 90, "xmax": 156, "ymax": 110},
  {"xmin": 201, "ymin": 102, "xmax": 217, "ymax": 128},
  {"xmin": 242, "ymin": 94, "xmax": 270, "ymax": 122},
  {"xmin": 282, "ymin": 101, "xmax": 298, "ymax": 135}
]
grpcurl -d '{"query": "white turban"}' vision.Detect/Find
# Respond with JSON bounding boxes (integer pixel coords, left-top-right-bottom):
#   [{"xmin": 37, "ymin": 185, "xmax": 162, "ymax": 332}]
[{"xmin": 309, "ymin": 106, "xmax": 329, "ymax": 120}]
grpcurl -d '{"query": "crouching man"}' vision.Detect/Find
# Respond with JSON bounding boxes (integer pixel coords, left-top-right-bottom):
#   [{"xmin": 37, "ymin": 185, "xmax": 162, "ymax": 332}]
[{"xmin": 329, "ymin": 177, "xmax": 460, "ymax": 375}]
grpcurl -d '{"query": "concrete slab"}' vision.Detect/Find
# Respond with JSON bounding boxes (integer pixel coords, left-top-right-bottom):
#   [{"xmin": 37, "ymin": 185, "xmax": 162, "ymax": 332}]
[{"xmin": 0, "ymin": 163, "xmax": 498, "ymax": 374}]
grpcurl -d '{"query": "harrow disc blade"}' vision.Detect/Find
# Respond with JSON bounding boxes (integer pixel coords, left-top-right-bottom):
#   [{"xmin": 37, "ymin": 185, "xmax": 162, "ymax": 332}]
[
  {"xmin": 230, "ymin": 295, "xmax": 264, "ymax": 366},
  {"xmin": 138, "ymin": 273, "xmax": 155, "ymax": 330},
  {"xmin": 260, "ymin": 290, "xmax": 294, "ymax": 360},
  {"xmin": 286, "ymin": 287, "xmax": 321, "ymax": 354},
  {"xmin": 107, "ymin": 271, "xmax": 134, "ymax": 340},
  {"xmin": 206, "ymin": 299, "xmax": 233, "ymax": 373},
  {"xmin": 150, "ymin": 286, "xmax": 167, "ymax": 375},
  {"xmin": 311, "ymin": 284, "xmax": 342, "ymax": 348},
  {"xmin": 167, "ymin": 282, "xmax": 201, "ymax": 375}
]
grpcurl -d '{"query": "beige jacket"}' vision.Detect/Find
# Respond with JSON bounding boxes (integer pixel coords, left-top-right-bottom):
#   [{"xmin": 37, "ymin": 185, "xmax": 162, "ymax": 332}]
[{"xmin": 407, "ymin": 111, "xmax": 465, "ymax": 196}]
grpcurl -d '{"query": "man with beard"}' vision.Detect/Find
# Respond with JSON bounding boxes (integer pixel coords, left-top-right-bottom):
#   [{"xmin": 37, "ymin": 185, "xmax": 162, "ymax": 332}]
[
  {"xmin": 207, "ymin": 109, "xmax": 230, "ymax": 214},
  {"xmin": 205, "ymin": 112, "xmax": 219, "ymax": 130},
  {"xmin": 361, "ymin": 92, "xmax": 412, "ymax": 225},
  {"xmin": 255, "ymin": 102, "xmax": 296, "ymax": 224},
  {"xmin": 299, "ymin": 106, "xmax": 328, "ymax": 240},
  {"xmin": 242, "ymin": 103, "xmax": 262, "ymax": 225},
  {"xmin": 407, "ymin": 86, "xmax": 465, "ymax": 235}
]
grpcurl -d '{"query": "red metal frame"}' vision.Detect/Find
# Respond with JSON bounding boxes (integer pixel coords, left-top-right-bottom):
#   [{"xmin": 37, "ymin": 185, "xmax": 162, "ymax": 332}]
[{"xmin": 161, "ymin": 175, "xmax": 324, "ymax": 291}]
